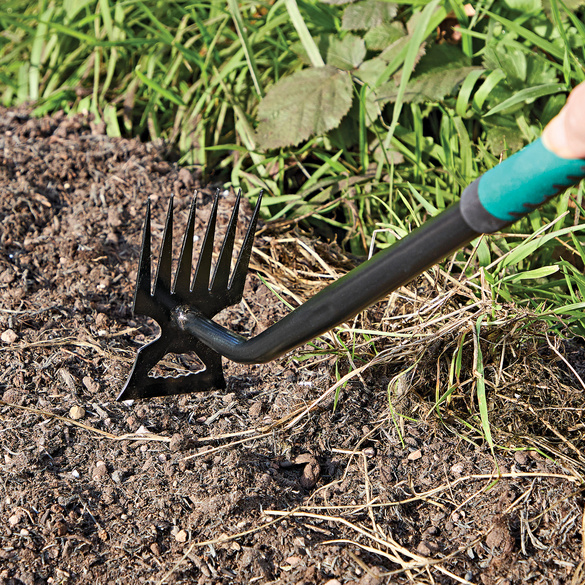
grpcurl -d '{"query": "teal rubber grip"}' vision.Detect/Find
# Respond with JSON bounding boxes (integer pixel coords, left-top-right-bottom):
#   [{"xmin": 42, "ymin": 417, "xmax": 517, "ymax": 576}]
[{"xmin": 477, "ymin": 137, "xmax": 585, "ymax": 222}]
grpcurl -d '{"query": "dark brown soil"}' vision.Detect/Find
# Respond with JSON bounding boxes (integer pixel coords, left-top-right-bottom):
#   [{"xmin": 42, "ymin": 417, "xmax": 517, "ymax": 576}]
[{"xmin": 1, "ymin": 108, "xmax": 584, "ymax": 585}]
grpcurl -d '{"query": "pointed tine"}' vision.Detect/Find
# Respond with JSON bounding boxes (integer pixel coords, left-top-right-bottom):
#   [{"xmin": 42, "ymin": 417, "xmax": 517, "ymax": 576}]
[
  {"xmin": 173, "ymin": 193, "xmax": 197, "ymax": 298},
  {"xmin": 154, "ymin": 195, "xmax": 174, "ymax": 295},
  {"xmin": 229, "ymin": 191, "xmax": 262, "ymax": 298},
  {"xmin": 192, "ymin": 190, "xmax": 220, "ymax": 292},
  {"xmin": 133, "ymin": 198, "xmax": 153, "ymax": 314},
  {"xmin": 210, "ymin": 189, "xmax": 241, "ymax": 292}
]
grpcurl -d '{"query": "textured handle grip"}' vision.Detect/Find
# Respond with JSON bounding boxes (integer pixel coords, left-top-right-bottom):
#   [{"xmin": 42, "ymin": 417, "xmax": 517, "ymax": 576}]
[
  {"xmin": 461, "ymin": 137, "xmax": 585, "ymax": 233},
  {"xmin": 479, "ymin": 137, "xmax": 585, "ymax": 221}
]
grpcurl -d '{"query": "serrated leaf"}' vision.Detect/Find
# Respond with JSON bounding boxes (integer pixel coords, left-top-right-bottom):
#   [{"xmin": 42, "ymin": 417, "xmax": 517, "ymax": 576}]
[
  {"xmin": 412, "ymin": 44, "xmax": 471, "ymax": 76},
  {"xmin": 326, "ymin": 34, "xmax": 366, "ymax": 70},
  {"xmin": 255, "ymin": 66, "xmax": 353, "ymax": 150},
  {"xmin": 377, "ymin": 45, "xmax": 477, "ymax": 103},
  {"xmin": 342, "ymin": 0, "xmax": 398, "ymax": 31},
  {"xmin": 377, "ymin": 65, "xmax": 479, "ymax": 104},
  {"xmin": 364, "ymin": 22, "xmax": 405, "ymax": 51},
  {"xmin": 482, "ymin": 45, "xmax": 527, "ymax": 88},
  {"xmin": 355, "ymin": 57, "xmax": 387, "ymax": 86},
  {"xmin": 485, "ymin": 124, "xmax": 525, "ymax": 154}
]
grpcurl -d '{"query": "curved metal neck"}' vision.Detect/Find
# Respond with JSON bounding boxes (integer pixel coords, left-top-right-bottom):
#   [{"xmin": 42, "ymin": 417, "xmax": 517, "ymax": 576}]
[{"xmin": 174, "ymin": 203, "xmax": 479, "ymax": 364}]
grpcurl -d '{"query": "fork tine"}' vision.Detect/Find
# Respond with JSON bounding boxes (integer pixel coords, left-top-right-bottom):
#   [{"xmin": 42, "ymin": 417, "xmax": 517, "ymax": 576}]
[
  {"xmin": 210, "ymin": 190, "xmax": 241, "ymax": 293},
  {"xmin": 173, "ymin": 194, "xmax": 197, "ymax": 299},
  {"xmin": 192, "ymin": 190, "xmax": 220, "ymax": 292},
  {"xmin": 154, "ymin": 195, "xmax": 174, "ymax": 296},
  {"xmin": 229, "ymin": 191, "xmax": 262, "ymax": 298},
  {"xmin": 133, "ymin": 198, "xmax": 153, "ymax": 314}
]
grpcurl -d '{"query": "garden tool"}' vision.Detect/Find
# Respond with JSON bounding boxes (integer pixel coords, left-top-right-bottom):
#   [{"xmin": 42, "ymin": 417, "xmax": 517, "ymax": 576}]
[{"xmin": 118, "ymin": 137, "xmax": 585, "ymax": 400}]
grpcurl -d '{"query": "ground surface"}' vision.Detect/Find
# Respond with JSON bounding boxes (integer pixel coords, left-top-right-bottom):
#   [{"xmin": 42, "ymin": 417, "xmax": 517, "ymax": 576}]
[{"xmin": 1, "ymin": 109, "xmax": 585, "ymax": 585}]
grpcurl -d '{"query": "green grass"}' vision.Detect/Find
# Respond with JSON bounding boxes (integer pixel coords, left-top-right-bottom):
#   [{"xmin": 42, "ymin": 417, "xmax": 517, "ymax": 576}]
[{"xmin": 1, "ymin": 0, "xmax": 585, "ymax": 332}]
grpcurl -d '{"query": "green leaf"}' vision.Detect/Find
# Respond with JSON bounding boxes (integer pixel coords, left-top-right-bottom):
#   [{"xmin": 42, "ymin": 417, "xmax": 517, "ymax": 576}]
[
  {"xmin": 504, "ymin": 0, "xmax": 542, "ymax": 11},
  {"xmin": 364, "ymin": 22, "xmax": 405, "ymax": 51},
  {"xmin": 483, "ymin": 45, "xmax": 527, "ymax": 88},
  {"xmin": 503, "ymin": 265, "xmax": 560, "ymax": 282},
  {"xmin": 326, "ymin": 34, "xmax": 366, "ymax": 70},
  {"xmin": 486, "ymin": 125, "xmax": 525, "ymax": 153},
  {"xmin": 255, "ymin": 66, "xmax": 353, "ymax": 150},
  {"xmin": 342, "ymin": 1, "xmax": 398, "ymax": 31},
  {"xmin": 484, "ymin": 82, "xmax": 563, "ymax": 116},
  {"xmin": 135, "ymin": 70, "xmax": 185, "ymax": 107},
  {"xmin": 377, "ymin": 66, "xmax": 479, "ymax": 104},
  {"xmin": 285, "ymin": 0, "xmax": 325, "ymax": 68}
]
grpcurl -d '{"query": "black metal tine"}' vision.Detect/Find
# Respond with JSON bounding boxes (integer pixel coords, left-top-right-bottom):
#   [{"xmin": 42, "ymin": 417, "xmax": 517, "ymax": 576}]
[
  {"xmin": 210, "ymin": 190, "xmax": 241, "ymax": 293},
  {"xmin": 154, "ymin": 195, "xmax": 174, "ymax": 295},
  {"xmin": 173, "ymin": 194, "xmax": 198, "ymax": 298},
  {"xmin": 192, "ymin": 190, "xmax": 220, "ymax": 292},
  {"xmin": 228, "ymin": 191, "xmax": 262, "ymax": 298},
  {"xmin": 133, "ymin": 198, "xmax": 153, "ymax": 314}
]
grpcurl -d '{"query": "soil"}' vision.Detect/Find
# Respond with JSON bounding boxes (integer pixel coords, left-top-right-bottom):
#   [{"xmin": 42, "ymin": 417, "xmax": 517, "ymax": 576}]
[{"xmin": 1, "ymin": 108, "xmax": 584, "ymax": 585}]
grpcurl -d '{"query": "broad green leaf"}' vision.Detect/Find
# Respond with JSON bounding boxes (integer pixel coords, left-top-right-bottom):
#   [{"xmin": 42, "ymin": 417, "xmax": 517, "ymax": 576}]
[
  {"xmin": 326, "ymin": 34, "xmax": 366, "ymax": 70},
  {"xmin": 483, "ymin": 45, "xmax": 527, "ymax": 88},
  {"xmin": 377, "ymin": 66, "xmax": 479, "ymax": 104},
  {"xmin": 342, "ymin": 1, "xmax": 398, "ymax": 31},
  {"xmin": 255, "ymin": 66, "xmax": 353, "ymax": 150},
  {"xmin": 486, "ymin": 124, "xmax": 525, "ymax": 153},
  {"xmin": 364, "ymin": 22, "xmax": 405, "ymax": 51},
  {"xmin": 504, "ymin": 0, "xmax": 542, "ymax": 11},
  {"xmin": 355, "ymin": 56, "xmax": 387, "ymax": 86}
]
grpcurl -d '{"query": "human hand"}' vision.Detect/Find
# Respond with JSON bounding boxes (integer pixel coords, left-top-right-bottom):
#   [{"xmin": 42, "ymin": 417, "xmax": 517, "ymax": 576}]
[{"xmin": 542, "ymin": 81, "xmax": 585, "ymax": 159}]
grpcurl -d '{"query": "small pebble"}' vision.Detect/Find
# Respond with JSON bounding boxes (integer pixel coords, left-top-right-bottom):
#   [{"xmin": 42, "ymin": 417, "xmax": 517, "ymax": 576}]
[
  {"xmin": 1, "ymin": 330, "xmax": 17, "ymax": 344},
  {"xmin": 248, "ymin": 401, "xmax": 263, "ymax": 418},
  {"xmin": 407, "ymin": 449, "xmax": 422, "ymax": 461},
  {"xmin": 59, "ymin": 368, "xmax": 75, "ymax": 391},
  {"xmin": 8, "ymin": 513, "xmax": 22, "ymax": 527},
  {"xmin": 451, "ymin": 462, "xmax": 464, "ymax": 475},
  {"xmin": 82, "ymin": 376, "xmax": 99, "ymax": 393},
  {"xmin": 93, "ymin": 461, "xmax": 108, "ymax": 479},
  {"xmin": 362, "ymin": 447, "xmax": 376, "ymax": 458},
  {"xmin": 175, "ymin": 529, "xmax": 188, "ymax": 543},
  {"xmin": 111, "ymin": 470, "xmax": 123, "ymax": 484},
  {"xmin": 514, "ymin": 451, "xmax": 528, "ymax": 466},
  {"xmin": 69, "ymin": 406, "xmax": 85, "ymax": 420},
  {"xmin": 150, "ymin": 543, "xmax": 161, "ymax": 556}
]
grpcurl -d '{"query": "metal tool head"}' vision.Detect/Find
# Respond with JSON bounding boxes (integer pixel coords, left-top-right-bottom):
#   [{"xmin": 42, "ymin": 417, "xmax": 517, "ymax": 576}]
[{"xmin": 118, "ymin": 190, "xmax": 262, "ymax": 401}]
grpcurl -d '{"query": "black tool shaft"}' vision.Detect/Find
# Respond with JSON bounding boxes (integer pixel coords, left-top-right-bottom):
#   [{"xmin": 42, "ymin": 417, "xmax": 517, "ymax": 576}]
[{"xmin": 174, "ymin": 202, "xmax": 479, "ymax": 364}]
